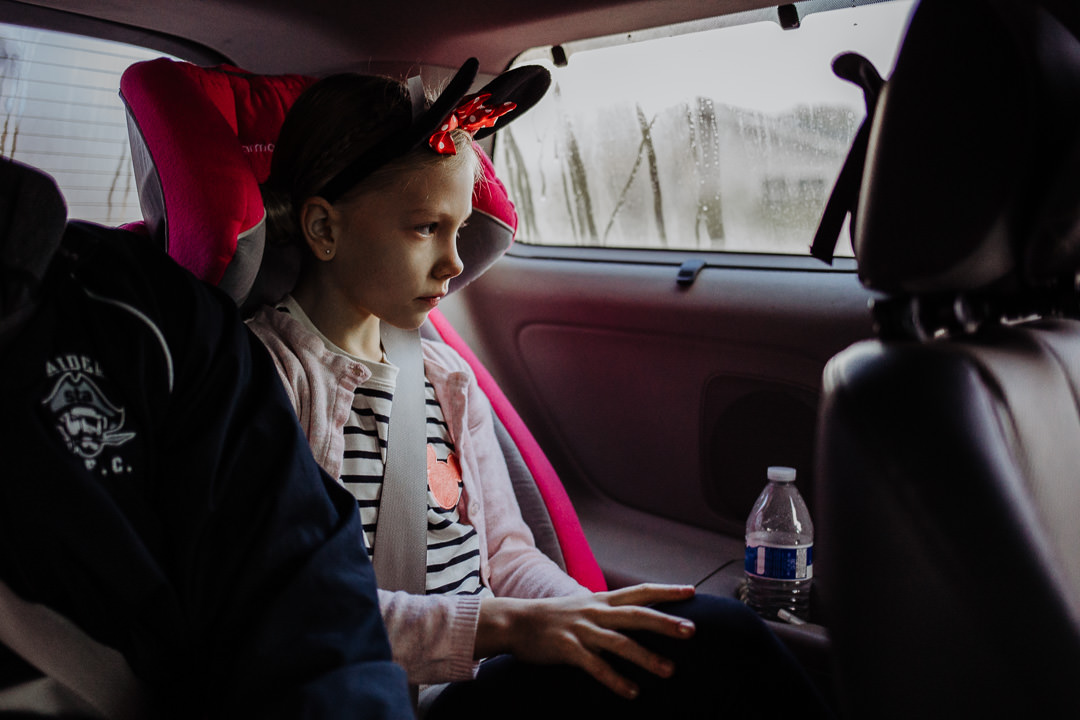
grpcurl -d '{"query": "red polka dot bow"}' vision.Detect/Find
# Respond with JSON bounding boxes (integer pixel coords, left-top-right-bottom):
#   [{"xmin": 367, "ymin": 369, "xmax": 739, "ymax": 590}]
[{"xmin": 429, "ymin": 93, "xmax": 517, "ymax": 155}]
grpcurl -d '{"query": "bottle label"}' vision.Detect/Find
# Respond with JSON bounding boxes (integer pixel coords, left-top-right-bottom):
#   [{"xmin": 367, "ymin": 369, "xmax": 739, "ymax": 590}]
[{"xmin": 744, "ymin": 544, "xmax": 813, "ymax": 581}]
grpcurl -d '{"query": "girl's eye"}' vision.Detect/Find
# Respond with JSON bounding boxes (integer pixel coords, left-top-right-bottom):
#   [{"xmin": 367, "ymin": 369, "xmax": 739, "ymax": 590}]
[{"xmin": 416, "ymin": 223, "xmax": 437, "ymax": 236}]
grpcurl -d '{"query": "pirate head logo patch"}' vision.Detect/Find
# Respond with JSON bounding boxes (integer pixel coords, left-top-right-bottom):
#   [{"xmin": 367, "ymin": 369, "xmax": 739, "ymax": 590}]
[{"xmin": 42, "ymin": 354, "xmax": 136, "ymax": 474}]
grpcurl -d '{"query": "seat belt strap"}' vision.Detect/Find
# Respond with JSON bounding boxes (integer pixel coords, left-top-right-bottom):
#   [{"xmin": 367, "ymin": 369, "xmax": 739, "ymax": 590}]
[
  {"xmin": 373, "ymin": 323, "xmax": 429, "ymax": 595},
  {"xmin": 809, "ymin": 52, "xmax": 884, "ymax": 266},
  {"xmin": 0, "ymin": 578, "xmax": 148, "ymax": 719}
]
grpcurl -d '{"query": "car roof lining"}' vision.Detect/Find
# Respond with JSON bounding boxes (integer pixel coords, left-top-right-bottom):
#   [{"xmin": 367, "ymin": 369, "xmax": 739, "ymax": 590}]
[{"xmin": 3, "ymin": 0, "xmax": 845, "ymax": 76}]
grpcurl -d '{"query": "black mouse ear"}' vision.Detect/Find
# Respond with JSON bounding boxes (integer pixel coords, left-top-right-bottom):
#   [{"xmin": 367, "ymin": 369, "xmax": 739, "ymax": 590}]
[{"xmin": 471, "ymin": 64, "xmax": 551, "ymax": 140}]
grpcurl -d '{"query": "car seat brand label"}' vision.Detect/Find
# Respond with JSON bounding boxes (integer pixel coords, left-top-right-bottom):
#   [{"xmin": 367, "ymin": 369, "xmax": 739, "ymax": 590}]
[{"xmin": 42, "ymin": 354, "xmax": 136, "ymax": 475}]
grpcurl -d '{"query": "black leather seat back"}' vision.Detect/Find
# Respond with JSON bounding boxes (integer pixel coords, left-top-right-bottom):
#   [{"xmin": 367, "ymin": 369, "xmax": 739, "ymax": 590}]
[
  {"xmin": 819, "ymin": 325, "xmax": 1080, "ymax": 716},
  {"xmin": 814, "ymin": 1, "xmax": 1080, "ymax": 716},
  {"xmin": 0, "ymin": 157, "xmax": 67, "ymax": 347}
]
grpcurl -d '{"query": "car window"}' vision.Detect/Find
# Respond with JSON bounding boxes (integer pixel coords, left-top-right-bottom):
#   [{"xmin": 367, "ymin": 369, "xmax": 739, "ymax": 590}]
[
  {"xmin": 0, "ymin": 23, "xmax": 174, "ymax": 226},
  {"xmin": 494, "ymin": 0, "xmax": 915, "ymax": 255}
]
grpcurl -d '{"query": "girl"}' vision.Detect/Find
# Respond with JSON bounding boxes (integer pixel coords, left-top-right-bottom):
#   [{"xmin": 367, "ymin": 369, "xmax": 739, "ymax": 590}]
[{"xmin": 249, "ymin": 59, "xmax": 833, "ymax": 719}]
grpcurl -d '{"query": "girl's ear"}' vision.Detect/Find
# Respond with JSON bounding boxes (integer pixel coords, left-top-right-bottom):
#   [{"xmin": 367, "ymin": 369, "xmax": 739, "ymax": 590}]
[{"xmin": 299, "ymin": 197, "xmax": 337, "ymax": 260}]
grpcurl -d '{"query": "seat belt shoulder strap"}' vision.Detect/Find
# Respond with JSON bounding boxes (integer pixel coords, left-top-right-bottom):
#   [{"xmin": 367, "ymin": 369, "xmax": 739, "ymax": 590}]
[{"xmin": 373, "ymin": 323, "xmax": 429, "ymax": 595}]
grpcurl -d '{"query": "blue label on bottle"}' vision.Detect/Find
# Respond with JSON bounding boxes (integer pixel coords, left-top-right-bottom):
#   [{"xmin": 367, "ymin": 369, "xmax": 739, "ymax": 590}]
[{"xmin": 744, "ymin": 544, "xmax": 813, "ymax": 580}]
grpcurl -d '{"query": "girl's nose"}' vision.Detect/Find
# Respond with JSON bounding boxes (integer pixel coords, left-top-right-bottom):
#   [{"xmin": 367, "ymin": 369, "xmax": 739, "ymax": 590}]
[{"xmin": 436, "ymin": 237, "xmax": 464, "ymax": 280}]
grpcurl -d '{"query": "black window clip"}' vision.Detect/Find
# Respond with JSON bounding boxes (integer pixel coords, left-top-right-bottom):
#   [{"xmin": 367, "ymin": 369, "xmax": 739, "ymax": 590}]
[{"xmin": 676, "ymin": 259, "xmax": 706, "ymax": 287}]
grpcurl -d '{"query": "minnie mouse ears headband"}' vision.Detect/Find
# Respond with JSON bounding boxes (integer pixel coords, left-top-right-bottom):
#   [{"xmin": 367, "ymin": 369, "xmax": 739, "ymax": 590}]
[{"xmin": 317, "ymin": 57, "xmax": 551, "ymax": 203}]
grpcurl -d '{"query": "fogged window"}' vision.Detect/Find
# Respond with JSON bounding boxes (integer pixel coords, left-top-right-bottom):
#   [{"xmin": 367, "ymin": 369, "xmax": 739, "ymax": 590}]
[
  {"xmin": 494, "ymin": 1, "xmax": 914, "ymax": 254},
  {"xmin": 0, "ymin": 24, "xmax": 173, "ymax": 225}
]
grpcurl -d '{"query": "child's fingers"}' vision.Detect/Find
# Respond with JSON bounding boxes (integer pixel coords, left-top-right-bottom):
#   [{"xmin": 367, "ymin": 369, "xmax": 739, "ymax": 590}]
[
  {"xmin": 576, "ymin": 649, "xmax": 640, "ymax": 700},
  {"xmin": 604, "ymin": 582, "xmax": 696, "ymax": 608},
  {"xmin": 593, "ymin": 587, "xmax": 697, "ymax": 640},
  {"xmin": 588, "ymin": 624, "xmax": 676, "ymax": 680},
  {"xmin": 595, "ymin": 604, "xmax": 697, "ymax": 642}
]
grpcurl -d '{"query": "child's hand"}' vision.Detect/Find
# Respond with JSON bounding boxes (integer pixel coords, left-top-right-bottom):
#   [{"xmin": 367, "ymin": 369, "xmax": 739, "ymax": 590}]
[{"xmin": 475, "ymin": 583, "xmax": 696, "ymax": 699}]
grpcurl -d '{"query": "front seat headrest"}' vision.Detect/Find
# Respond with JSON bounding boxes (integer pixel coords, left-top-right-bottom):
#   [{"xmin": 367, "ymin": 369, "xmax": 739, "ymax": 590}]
[
  {"xmin": 853, "ymin": 0, "xmax": 1080, "ymax": 297},
  {"xmin": 0, "ymin": 157, "xmax": 67, "ymax": 344}
]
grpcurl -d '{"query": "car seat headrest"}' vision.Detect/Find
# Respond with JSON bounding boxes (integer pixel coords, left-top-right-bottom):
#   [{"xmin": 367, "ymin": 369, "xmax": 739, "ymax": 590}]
[
  {"xmin": 0, "ymin": 157, "xmax": 67, "ymax": 344},
  {"xmin": 120, "ymin": 59, "xmax": 315, "ymax": 302},
  {"xmin": 813, "ymin": 0, "xmax": 1080, "ymax": 333},
  {"xmin": 122, "ymin": 59, "xmax": 524, "ymax": 311},
  {"xmin": 450, "ymin": 143, "xmax": 518, "ymax": 294},
  {"xmin": 857, "ymin": 0, "xmax": 1080, "ymax": 296}
]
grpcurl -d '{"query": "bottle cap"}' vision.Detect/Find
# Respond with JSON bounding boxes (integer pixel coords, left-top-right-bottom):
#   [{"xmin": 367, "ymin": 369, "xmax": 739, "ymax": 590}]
[{"xmin": 767, "ymin": 466, "xmax": 797, "ymax": 482}]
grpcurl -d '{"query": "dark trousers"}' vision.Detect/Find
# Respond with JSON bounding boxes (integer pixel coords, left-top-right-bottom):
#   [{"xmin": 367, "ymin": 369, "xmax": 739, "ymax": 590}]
[{"xmin": 425, "ymin": 594, "xmax": 835, "ymax": 719}]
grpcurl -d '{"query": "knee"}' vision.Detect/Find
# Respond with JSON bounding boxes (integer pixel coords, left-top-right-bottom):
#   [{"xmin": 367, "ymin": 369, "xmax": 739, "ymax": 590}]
[{"xmin": 658, "ymin": 594, "xmax": 777, "ymax": 650}]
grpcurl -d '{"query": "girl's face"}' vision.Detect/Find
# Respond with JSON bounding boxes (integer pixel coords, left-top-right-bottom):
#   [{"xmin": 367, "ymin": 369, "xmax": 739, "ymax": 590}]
[{"xmin": 316, "ymin": 156, "xmax": 474, "ymax": 331}]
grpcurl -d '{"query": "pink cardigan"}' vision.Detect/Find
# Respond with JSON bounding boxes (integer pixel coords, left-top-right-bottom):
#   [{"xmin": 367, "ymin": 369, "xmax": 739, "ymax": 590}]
[{"xmin": 248, "ymin": 306, "xmax": 587, "ymax": 683}]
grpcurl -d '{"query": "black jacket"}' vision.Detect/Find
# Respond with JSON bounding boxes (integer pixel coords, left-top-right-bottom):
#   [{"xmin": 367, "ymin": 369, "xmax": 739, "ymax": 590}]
[{"xmin": 0, "ymin": 219, "xmax": 411, "ymax": 718}]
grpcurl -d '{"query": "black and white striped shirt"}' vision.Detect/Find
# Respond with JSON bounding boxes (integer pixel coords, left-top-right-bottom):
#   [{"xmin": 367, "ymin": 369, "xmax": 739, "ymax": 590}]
[{"xmin": 278, "ymin": 296, "xmax": 490, "ymax": 598}]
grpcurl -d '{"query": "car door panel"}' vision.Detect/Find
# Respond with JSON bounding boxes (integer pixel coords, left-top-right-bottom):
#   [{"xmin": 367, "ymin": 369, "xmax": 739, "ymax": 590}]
[{"xmin": 442, "ymin": 250, "xmax": 874, "ymax": 593}]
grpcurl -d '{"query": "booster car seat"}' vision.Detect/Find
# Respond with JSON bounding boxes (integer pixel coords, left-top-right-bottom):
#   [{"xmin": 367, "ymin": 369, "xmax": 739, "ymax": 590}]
[
  {"xmin": 119, "ymin": 57, "xmax": 606, "ymax": 592},
  {"xmin": 813, "ymin": 0, "xmax": 1080, "ymax": 716}
]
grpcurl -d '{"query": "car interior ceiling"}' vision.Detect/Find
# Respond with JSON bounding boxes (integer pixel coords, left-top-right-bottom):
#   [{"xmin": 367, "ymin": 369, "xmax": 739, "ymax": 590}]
[
  {"xmin": 9, "ymin": 0, "xmax": 1079, "ymax": 82},
  {"xmin": 6, "ymin": 0, "xmax": 800, "ymax": 75}
]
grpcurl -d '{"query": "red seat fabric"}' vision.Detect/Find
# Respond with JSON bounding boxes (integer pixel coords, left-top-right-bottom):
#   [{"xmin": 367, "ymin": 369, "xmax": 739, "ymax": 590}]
[{"xmin": 121, "ymin": 58, "xmax": 313, "ymax": 290}]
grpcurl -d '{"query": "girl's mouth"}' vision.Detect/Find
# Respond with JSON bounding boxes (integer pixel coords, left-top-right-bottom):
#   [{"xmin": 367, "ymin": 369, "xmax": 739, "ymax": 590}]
[{"xmin": 419, "ymin": 295, "xmax": 444, "ymax": 309}]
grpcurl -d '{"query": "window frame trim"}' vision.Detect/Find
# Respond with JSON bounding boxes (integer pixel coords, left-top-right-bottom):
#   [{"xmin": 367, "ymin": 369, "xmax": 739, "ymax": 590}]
[{"xmin": 503, "ymin": 241, "xmax": 860, "ymax": 275}]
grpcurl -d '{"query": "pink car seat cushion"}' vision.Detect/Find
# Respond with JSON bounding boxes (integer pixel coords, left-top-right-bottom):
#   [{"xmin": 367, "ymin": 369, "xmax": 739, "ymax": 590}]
[{"xmin": 120, "ymin": 59, "xmax": 313, "ymax": 287}]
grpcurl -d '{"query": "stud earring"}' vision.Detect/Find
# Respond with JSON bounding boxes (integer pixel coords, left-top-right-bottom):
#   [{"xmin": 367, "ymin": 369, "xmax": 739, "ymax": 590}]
[{"xmin": 324, "ymin": 249, "xmax": 331, "ymax": 255}]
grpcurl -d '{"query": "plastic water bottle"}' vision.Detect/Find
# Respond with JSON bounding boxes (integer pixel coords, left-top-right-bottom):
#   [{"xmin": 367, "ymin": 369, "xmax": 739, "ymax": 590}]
[{"xmin": 744, "ymin": 466, "xmax": 814, "ymax": 621}]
